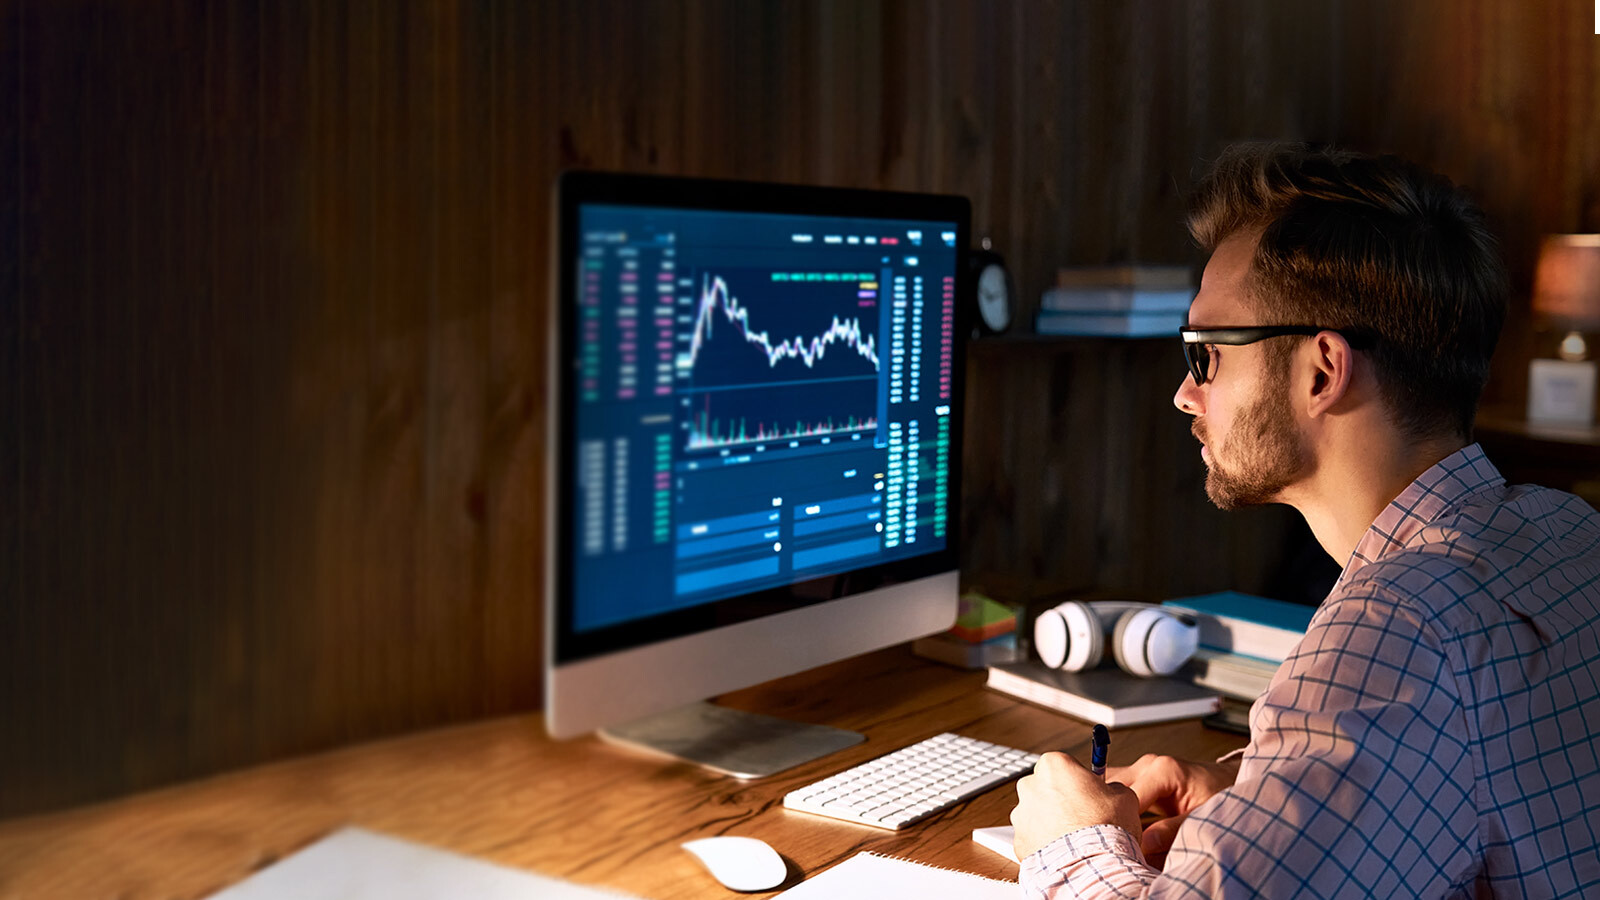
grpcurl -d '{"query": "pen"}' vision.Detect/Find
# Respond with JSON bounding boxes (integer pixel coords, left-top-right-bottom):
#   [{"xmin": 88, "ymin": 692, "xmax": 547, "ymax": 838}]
[{"xmin": 1090, "ymin": 724, "xmax": 1110, "ymax": 780}]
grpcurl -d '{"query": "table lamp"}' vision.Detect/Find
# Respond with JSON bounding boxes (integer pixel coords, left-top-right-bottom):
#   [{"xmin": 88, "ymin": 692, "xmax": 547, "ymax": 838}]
[{"xmin": 1527, "ymin": 234, "xmax": 1600, "ymax": 426}]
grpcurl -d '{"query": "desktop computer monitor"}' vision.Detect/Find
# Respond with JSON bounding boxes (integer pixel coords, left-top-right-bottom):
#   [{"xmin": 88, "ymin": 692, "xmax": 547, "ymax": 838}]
[{"xmin": 546, "ymin": 172, "xmax": 970, "ymax": 777}]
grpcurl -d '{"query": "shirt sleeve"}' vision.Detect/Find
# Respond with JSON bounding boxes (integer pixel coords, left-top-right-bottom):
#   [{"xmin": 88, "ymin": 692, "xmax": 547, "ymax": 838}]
[
  {"xmin": 1020, "ymin": 586, "xmax": 1480, "ymax": 899},
  {"xmin": 1020, "ymin": 825, "xmax": 1156, "ymax": 899}
]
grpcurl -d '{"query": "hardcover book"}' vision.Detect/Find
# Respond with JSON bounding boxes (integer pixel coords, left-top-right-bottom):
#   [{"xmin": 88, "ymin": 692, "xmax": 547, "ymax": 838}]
[
  {"xmin": 986, "ymin": 662, "xmax": 1220, "ymax": 727},
  {"xmin": 1183, "ymin": 647, "xmax": 1281, "ymax": 701},
  {"xmin": 1033, "ymin": 310, "xmax": 1186, "ymax": 337},
  {"xmin": 1038, "ymin": 287, "xmax": 1195, "ymax": 314},
  {"xmin": 1161, "ymin": 592, "xmax": 1316, "ymax": 663},
  {"xmin": 912, "ymin": 632, "xmax": 1019, "ymax": 670}
]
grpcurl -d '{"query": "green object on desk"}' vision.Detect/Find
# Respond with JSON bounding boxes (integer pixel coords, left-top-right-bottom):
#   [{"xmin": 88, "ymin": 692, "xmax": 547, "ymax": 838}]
[{"xmin": 948, "ymin": 591, "xmax": 1020, "ymax": 643}]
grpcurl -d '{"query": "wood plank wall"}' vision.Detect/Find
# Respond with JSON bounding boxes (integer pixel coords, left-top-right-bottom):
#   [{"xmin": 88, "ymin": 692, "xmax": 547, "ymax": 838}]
[{"xmin": 4, "ymin": 0, "xmax": 1598, "ymax": 817}]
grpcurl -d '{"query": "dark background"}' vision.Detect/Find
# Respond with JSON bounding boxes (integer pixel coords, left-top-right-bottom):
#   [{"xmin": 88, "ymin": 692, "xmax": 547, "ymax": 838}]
[{"xmin": 5, "ymin": 0, "xmax": 1598, "ymax": 817}]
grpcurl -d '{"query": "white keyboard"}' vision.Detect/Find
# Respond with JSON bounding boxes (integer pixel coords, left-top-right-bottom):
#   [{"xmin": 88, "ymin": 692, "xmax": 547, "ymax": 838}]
[{"xmin": 782, "ymin": 733, "xmax": 1040, "ymax": 830}]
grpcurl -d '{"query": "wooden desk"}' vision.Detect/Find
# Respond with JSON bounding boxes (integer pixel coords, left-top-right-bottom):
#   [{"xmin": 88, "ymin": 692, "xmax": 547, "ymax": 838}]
[{"xmin": 0, "ymin": 646, "xmax": 1247, "ymax": 899}]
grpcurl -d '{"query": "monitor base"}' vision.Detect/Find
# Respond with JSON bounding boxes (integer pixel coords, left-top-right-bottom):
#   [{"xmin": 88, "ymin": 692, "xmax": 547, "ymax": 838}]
[{"xmin": 598, "ymin": 701, "xmax": 864, "ymax": 779}]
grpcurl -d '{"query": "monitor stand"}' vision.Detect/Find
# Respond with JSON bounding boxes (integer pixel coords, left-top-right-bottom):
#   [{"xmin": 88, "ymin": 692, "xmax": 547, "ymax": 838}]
[{"xmin": 598, "ymin": 702, "xmax": 864, "ymax": 779}]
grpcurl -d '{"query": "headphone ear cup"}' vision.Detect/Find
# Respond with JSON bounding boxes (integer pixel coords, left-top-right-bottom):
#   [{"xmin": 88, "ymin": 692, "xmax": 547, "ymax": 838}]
[
  {"xmin": 1033, "ymin": 608, "xmax": 1070, "ymax": 669},
  {"xmin": 1152, "ymin": 613, "xmax": 1201, "ymax": 676},
  {"xmin": 1032, "ymin": 600, "xmax": 1118, "ymax": 671},
  {"xmin": 1059, "ymin": 602, "xmax": 1104, "ymax": 672},
  {"xmin": 1109, "ymin": 609, "xmax": 1142, "ymax": 675},
  {"xmin": 1112, "ymin": 608, "xmax": 1199, "ymax": 677}
]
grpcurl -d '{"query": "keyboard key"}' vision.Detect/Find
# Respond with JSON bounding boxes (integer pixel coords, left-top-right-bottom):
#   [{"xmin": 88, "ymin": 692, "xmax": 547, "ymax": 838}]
[{"xmin": 941, "ymin": 769, "xmax": 1017, "ymax": 800}]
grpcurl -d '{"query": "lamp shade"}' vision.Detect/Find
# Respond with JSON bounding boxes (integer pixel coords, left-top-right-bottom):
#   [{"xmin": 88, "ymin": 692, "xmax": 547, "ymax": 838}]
[{"xmin": 1532, "ymin": 234, "xmax": 1600, "ymax": 329}]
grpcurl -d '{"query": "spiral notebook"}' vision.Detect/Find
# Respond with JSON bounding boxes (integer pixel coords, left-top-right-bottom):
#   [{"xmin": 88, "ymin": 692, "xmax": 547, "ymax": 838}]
[{"xmin": 775, "ymin": 850, "xmax": 1017, "ymax": 899}]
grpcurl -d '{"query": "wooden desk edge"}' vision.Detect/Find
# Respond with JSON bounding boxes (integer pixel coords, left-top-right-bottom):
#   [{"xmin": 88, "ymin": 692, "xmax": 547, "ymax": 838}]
[{"xmin": 0, "ymin": 646, "xmax": 1247, "ymax": 900}]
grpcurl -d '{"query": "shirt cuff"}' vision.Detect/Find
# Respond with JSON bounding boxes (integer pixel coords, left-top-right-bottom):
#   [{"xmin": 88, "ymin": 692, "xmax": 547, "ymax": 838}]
[{"xmin": 1020, "ymin": 824, "xmax": 1154, "ymax": 896}]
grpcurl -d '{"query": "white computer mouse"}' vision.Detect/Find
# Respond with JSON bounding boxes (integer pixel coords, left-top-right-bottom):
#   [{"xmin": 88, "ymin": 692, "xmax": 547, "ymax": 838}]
[{"xmin": 681, "ymin": 835, "xmax": 788, "ymax": 892}]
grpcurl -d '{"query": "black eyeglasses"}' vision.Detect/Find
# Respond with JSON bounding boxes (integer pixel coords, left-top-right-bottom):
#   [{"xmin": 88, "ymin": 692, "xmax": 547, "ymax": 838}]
[{"xmin": 1179, "ymin": 325, "xmax": 1369, "ymax": 385}]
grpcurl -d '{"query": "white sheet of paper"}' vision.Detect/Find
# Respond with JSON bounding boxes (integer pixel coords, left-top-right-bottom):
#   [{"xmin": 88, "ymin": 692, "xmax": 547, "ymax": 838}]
[
  {"xmin": 207, "ymin": 827, "xmax": 645, "ymax": 900},
  {"xmin": 774, "ymin": 851, "xmax": 1015, "ymax": 899}
]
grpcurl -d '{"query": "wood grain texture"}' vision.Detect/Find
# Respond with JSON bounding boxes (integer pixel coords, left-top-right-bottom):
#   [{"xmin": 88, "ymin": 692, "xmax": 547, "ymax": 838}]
[
  {"xmin": 0, "ymin": 646, "xmax": 1248, "ymax": 900},
  {"xmin": 4, "ymin": 0, "xmax": 1599, "ymax": 817},
  {"xmin": 960, "ymin": 337, "xmax": 1320, "ymax": 601}
]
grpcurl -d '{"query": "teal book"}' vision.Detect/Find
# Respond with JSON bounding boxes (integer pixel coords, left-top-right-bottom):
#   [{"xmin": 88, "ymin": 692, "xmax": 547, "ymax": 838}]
[{"xmin": 1161, "ymin": 592, "xmax": 1317, "ymax": 663}]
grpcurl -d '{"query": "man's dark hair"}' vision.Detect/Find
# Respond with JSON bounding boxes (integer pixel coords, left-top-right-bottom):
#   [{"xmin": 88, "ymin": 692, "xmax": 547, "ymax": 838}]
[{"xmin": 1188, "ymin": 142, "xmax": 1509, "ymax": 440}]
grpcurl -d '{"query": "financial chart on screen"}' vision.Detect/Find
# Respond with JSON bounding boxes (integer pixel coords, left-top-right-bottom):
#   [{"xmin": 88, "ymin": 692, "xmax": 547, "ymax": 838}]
[{"xmin": 571, "ymin": 204, "xmax": 959, "ymax": 633}]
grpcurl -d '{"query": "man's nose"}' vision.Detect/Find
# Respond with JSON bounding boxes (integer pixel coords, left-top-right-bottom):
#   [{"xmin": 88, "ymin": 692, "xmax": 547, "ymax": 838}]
[{"xmin": 1173, "ymin": 372, "xmax": 1203, "ymax": 416}]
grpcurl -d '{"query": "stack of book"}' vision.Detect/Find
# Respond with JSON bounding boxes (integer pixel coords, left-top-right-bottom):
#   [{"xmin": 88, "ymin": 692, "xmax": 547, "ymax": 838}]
[
  {"xmin": 1035, "ymin": 265, "xmax": 1194, "ymax": 337},
  {"xmin": 981, "ymin": 591, "xmax": 1316, "ymax": 726},
  {"xmin": 1160, "ymin": 591, "xmax": 1318, "ymax": 701},
  {"xmin": 912, "ymin": 592, "xmax": 1021, "ymax": 669}
]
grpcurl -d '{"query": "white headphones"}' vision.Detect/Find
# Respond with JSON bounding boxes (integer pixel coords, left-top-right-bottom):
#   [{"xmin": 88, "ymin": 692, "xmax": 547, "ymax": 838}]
[{"xmin": 1032, "ymin": 600, "xmax": 1199, "ymax": 677}]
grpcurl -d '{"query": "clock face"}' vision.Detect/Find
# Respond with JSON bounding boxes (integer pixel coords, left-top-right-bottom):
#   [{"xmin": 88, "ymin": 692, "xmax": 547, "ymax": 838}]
[{"xmin": 977, "ymin": 263, "xmax": 1012, "ymax": 332}]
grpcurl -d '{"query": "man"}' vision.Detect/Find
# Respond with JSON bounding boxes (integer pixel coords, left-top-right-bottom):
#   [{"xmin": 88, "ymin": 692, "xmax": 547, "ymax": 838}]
[{"xmin": 1010, "ymin": 143, "xmax": 1600, "ymax": 898}]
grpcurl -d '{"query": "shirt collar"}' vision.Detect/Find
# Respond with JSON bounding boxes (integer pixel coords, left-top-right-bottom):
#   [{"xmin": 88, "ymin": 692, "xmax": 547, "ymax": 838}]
[{"xmin": 1337, "ymin": 443, "xmax": 1506, "ymax": 585}]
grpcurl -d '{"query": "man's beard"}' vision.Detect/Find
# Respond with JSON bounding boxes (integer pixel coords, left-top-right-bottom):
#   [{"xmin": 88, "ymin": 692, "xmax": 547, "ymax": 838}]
[{"xmin": 1193, "ymin": 380, "xmax": 1306, "ymax": 510}]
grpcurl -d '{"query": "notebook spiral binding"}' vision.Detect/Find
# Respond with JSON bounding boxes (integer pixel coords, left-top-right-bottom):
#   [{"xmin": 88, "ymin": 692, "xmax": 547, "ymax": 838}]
[{"xmin": 860, "ymin": 851, "xmax": 1016, "ymax": 886}]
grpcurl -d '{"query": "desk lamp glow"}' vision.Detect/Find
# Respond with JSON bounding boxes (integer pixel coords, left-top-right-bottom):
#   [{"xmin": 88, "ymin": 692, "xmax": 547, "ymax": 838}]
[{"xmin": 1528, "ymin": 234, "xmax": 1600, "ymax": 427}]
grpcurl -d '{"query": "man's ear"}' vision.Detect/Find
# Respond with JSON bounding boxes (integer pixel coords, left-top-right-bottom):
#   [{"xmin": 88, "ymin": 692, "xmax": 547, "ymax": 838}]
[{"xmin": 1305, "ymin": 331, "xmax": 1355, "ymax": 418}]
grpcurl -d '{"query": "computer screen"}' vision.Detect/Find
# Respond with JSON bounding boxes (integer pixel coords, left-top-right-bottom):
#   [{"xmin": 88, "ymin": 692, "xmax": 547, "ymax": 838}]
[{"xmin": 546, "ymin": 172, "xmax": 970, "ymax": 776}]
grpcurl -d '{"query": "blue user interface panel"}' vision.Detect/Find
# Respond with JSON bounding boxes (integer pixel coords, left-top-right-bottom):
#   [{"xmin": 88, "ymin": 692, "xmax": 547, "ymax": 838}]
[{"xmin": 570, "ymin": 203, "xmax": 959, "ymax": 633}]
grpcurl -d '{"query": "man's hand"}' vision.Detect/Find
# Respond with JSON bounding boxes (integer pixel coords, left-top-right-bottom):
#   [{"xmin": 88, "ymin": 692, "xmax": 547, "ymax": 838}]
[
  {"xmin": 1106, "ymin": 753, "xmax": 1238, "ymax": 862},
  {"xmin": 1010, "ymin": 752, "xmax": 1142, "ymax": 860}
]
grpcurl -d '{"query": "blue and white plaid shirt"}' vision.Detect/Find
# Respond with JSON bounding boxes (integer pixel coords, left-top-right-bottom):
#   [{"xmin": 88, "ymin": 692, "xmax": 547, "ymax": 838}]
[{"xmin": 1023, "ymin": 444, "xmax": 1600, "ymax": 898}]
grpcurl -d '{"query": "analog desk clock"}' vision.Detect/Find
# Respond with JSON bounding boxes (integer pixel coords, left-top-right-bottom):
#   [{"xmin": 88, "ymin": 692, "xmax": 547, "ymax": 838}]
[{"xmin": 969, "ymin": 245, "xmax": 1014, "ymax": 336}]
